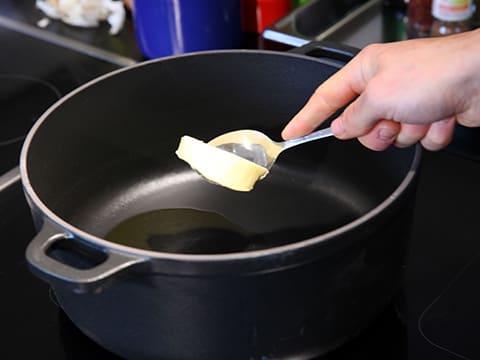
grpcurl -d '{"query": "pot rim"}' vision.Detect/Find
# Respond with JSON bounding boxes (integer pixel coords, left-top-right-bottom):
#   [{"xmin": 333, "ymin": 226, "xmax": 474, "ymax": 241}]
[{"xmin": 20, "ymin": 49, "xmax": 422, "ymax": 264}]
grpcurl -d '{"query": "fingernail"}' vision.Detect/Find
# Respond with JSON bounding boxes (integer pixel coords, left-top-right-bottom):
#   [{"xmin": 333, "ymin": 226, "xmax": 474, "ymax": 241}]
[{"xmin": 378, "ymin": 127, "xmax": 397, "ymax": 142}]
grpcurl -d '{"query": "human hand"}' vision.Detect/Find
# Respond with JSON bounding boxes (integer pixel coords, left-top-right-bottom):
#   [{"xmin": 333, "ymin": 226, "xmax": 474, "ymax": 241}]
[{"xmin": 282, "ymin": 30, "xmax": 480, "ymax": 151}]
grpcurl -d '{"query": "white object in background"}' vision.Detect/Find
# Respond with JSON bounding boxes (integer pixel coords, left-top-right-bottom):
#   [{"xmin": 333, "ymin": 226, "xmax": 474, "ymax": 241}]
[{"xmin": 35, "ymin": 0, "xmax": 126, "ymax": 35}]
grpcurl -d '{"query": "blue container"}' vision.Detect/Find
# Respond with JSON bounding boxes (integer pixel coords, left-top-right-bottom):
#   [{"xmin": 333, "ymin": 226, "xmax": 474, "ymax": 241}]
[{"xmin": 132, "ymin": 0, "xmax": 243, "ymax": 59}]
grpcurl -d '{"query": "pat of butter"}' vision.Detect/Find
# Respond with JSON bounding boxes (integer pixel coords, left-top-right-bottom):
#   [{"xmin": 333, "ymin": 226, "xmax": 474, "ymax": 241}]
[{"xmin": 175, "ymin": 135, "xmax": 268, "ymax": 192}]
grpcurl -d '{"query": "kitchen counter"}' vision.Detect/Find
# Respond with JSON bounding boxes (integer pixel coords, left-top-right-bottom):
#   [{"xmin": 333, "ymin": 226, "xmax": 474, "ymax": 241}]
[
  {"xmin": 0, "ymin": 0, "xmax": 291, "ymax": 65},
  {"xmin": 0, "ymin": 0, "xmax": 143, "ymax": 64},
  {"xmin": 2, "ymin": 2, "xmax": 480, "ymax": 359}
]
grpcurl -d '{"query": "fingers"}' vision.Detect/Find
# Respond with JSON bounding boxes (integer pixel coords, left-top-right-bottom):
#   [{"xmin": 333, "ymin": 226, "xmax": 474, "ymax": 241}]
[
  {"xmin": 282, "ymin": 56, "xmax": 367, "ymax": 140},
  {"xmin": 357, "ymin": 119, "xmax": 400, "ymax": 151},
  {"xmin": 420, "ymin": 118, "xmax": 456, "ymax": 151},
  {"xmin": 348, "ymin": 119, "xmax": 455, "ymax": 151},
  {"xmin": 330, "ymin": 90, "xmax": 385, "ymax": 140},
  {"xmin": 281, "ymin": 38, "xmax": 461, "ymax": 152},
  {"xmin": 394, "ymin": 124, "xmax": 430, "ymax": 148}
]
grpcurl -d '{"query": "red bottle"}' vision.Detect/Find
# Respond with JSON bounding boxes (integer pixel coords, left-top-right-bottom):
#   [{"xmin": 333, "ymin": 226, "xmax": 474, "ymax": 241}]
[{"xmin": 241, "ymin": 0, "xmax": 291, "ymax": 34}]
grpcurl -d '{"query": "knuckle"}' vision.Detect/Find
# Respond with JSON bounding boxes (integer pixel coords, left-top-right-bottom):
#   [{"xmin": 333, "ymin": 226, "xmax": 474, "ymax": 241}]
[{"xmin": 360, "ymin": 43, "xmax": 383, "ymax": 57}]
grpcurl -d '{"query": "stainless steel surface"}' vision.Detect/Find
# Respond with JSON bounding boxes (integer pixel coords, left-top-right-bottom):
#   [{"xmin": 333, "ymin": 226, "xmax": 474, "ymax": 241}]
[{"xmin": 262, "ymin": 0, "xmax": 386, "ymax": 49}]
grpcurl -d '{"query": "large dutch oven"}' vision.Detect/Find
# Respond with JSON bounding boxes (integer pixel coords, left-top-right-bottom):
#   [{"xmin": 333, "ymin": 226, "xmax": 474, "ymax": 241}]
[{"xmin": 21, "ymin": 42, "xmax": 421, "ymax": 359}]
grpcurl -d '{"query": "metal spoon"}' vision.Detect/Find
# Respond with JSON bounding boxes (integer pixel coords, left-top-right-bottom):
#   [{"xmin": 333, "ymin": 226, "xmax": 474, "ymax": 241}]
[{"xmin": 208, "ymin": 127, "xmax": 334, "ymax": 169}]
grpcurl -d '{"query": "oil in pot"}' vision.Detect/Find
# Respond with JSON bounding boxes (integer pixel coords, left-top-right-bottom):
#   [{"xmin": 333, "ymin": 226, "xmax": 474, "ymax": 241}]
[
  {"xmin": 104, "ymin": 208, "xmax": 257, "ymax": 254},
  {"xmin": 104, "ymin": 207, "xmax": 345, "ymax": 254}
]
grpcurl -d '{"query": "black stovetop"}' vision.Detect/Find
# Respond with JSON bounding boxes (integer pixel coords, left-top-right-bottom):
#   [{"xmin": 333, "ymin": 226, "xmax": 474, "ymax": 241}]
[{"xmin": 2, "ymin": 5, "xmax": 480, "ymax": 360}]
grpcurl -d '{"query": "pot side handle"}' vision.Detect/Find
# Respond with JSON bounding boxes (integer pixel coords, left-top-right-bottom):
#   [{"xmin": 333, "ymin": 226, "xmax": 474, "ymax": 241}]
[
  {"xmin": 289, "ymin": 40, "xmax": 360, "ymax": 65},
  {"xmin": 26, "ymin": 221, "xmax": 146, "ymax": 294}
]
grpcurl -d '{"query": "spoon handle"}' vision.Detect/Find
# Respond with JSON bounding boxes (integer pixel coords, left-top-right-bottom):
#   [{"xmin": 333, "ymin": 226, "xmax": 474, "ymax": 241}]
[{"xmin": 281, "ymin": 127, "xmax": 334, "ymax": 150}]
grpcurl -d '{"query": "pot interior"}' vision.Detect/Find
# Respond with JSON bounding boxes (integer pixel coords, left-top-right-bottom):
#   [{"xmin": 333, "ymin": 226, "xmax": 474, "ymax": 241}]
[{"xmin": 23, "ymin": 51, "xmax": 417, "ymax": 254}]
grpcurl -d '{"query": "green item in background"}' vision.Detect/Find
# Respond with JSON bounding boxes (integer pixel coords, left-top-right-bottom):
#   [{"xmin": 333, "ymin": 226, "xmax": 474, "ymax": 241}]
[{"xmin": 292, "ymin": 0, "xmax": 311, "ymax": 8}]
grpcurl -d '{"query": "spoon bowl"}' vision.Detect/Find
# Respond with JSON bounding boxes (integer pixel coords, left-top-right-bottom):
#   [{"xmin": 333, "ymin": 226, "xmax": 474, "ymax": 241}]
[{"xmin": 208, "ymin": 127, "xmax": 334, "ymax": 169}]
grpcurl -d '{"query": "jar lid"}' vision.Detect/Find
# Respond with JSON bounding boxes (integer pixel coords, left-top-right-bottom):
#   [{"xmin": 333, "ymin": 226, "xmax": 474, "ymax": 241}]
[{"xmin": 432, "ymin": 0, "xmax": 473, "ymax": 21}]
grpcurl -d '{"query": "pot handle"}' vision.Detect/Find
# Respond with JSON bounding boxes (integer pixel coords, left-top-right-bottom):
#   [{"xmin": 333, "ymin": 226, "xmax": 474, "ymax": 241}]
[
  {"xmin": 26, "ymin": 221, "xmax": 146, "ymax": 293},
  {"xmin": 288, "ymin": 40, "xmax": 360, "ymax": 64}
]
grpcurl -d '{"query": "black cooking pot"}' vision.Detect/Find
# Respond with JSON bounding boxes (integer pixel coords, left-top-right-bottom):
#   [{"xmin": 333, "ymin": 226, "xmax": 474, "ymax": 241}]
[{"xmin": 21, "ymin": 42, "xmax": 421, "ymax": 360}]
